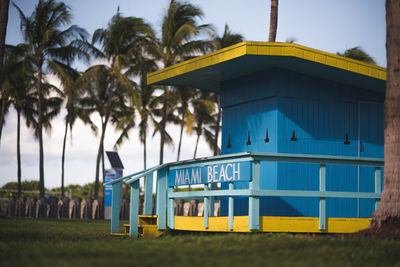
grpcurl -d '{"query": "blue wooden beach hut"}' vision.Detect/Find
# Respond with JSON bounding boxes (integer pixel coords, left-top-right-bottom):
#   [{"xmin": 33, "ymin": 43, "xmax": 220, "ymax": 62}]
[
  {"xmin": 148, "ymin": 42, "xmax": 385, "ymax": 220},
  {"xmin": 105, "ymin": 42, "xmax": 385, "ymax": 237}
]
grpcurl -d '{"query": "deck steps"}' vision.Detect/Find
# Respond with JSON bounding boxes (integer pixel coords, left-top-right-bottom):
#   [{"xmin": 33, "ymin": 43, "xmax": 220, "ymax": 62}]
[
  {"xmin": 120, "ymin": 215, "xmax": 164, "ymax": 238},
  {"xmin": 110, "ymin": 232, "xmax": 129, "ymax": 237}
]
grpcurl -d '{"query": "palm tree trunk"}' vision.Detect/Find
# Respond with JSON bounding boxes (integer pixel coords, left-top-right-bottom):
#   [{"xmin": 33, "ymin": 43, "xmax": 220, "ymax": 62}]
[
  {"xmin": 17, "ymin": 109, "xmax": 21, "ymax": 198},
  {"xmin": 0, "ymin": 94, "xmax": 8, "ymax": 144},
  {"xmin": 268, "ymin": 0, "xmax": 278, "ymax": 42},
  {"xmin": 61, "ymin": 120, "xmax": 68, "ymax": 197},
  {"xmin": 94, "ymin": 121, "xmax": 107, "ymax": 199},
  {"xmin": 101, "ymin": 141, "xmax": 105, "ymax": 201},
  {"xmin": 143, "ymin": 134, "xmax": 147, "ymax": 169},
  {"xmin": 193, "ymin": 134, "xmax": 200, "ymax": 159},
  {"xmin": 177, "ymin": 117, "xmax": 185, "ymax": 161},
  {"xmin": 159, "ymin": 87, "xmax": 168, "ymax": 164},
  {"xmin": 37, "ymin": 65, "xmax": 45, "ymax": 198},
  {"xmin": 371, "ymin": 0, "xmax": 400, "ymax": 227},
  {"xmin": 95, "ymin": 77, "xmax": 114, "ymax": 199},
  {"xmin": 213, "ymin": 99, "xmax": 221, "ymax": 156}
]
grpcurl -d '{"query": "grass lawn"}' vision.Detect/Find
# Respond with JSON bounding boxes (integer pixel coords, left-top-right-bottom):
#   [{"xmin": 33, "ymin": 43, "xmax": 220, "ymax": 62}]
[{"xmin": 1, "ymin": 218, "xmax": 400, "ymax": 267}]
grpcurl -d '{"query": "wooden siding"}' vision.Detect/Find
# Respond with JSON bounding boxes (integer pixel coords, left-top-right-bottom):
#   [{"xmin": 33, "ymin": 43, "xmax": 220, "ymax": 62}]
[{"xmin": 220, "ymin": 68, "xmax": 384, "ymax": 218}]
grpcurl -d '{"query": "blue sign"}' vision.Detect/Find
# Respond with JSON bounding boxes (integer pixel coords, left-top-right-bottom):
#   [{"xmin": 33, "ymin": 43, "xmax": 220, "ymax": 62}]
[
  {"xmin": 104, "ymin": 169, "xmax": 122, "ymax": 207},
  {"xmin": 168, "ymin": 161, "xmax": 252, "ymax": 187}
]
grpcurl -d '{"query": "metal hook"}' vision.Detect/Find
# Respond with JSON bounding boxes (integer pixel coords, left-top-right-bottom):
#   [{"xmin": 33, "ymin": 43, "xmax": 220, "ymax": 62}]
[
  {"xmin": 264, "ymin": 128, "xmax": 270, "ymax": 143},
  {"xmin": 247, "ymin": 131, "xmax": 251, "ymax": 145},
  {"xmin": 344, "ymin": 133, "xmax": 350, "ymax": 145},
  {"xmin": 291, "ymin": 130, "xmax": 297, "ymax": 141}
]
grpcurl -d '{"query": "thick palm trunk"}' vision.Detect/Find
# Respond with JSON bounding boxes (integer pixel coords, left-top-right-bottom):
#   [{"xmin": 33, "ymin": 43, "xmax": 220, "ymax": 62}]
[
  {"xmin": 371, "ymin": 0, "xmax": 400, "ymax": 227},
  {"xmin": 61, "ymin": 120, "xmax": 68, "ymax": 197},
  {"xmin": 268, "ymin": 0, "xmax": 278, "ymax": 42},
  {"xmin": 17, "ymin": 109, "xmax": 21, "ymax": 198},
  {"xmin": 37, "ymin": 66, "xmax": 45, "ymax": 198}
]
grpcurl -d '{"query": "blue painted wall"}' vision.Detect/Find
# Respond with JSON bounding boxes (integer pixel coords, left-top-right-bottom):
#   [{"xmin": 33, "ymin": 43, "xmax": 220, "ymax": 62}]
[{"xmin": 220, "ymin": 68, "xmax": 384, "ymax": 218}]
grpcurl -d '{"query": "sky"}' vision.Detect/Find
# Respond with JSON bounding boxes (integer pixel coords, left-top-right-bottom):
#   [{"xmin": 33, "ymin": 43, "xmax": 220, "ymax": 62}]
[{"xmin": 1, "ymin": 0, "xmax": 386, "ymax": 189}]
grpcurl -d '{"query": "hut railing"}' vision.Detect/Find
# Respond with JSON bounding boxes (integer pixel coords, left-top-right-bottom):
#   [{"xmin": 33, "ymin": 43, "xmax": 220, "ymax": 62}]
[{"xmin": 105, "ymin": 152, "xmax": 384, "ymax": 237}]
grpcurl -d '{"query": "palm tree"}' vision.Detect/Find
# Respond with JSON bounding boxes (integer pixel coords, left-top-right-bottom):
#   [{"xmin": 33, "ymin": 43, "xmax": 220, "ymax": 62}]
[
  {"xmin": 48, "ymin": 61, "xmax": 96, "ymax": 197},
  {"xmin": 175, "ymin": 86, "xmax": 195, "ymax": 161},
  {"xmin": 192, "ymin": 91, "xmax": 215, "ymax": 159},
  {"xmin": 3, "ymin": 44, "xmax": 36, "ymax": 198},
  {"xmin": 268, "ymin": 0, "xmax": 278, "ymax": 42},
  {"xmin": 14, "ymin": 0, "xmax": 89, "ymax": 197},
  {"xmin": 157, "ymin": 0, "xmax": 214, "ymax": 164},
  {"xmin": 368, "ymin": 0, "xmax": 400, "ymax": 236},
  {"xmin": 114, "ymin": 35, "xmax": 158, "ymax": 170},
  {"xmin": 337, "ymin": 46, "xmax": 376, "ymax": 65},
  {"xmin": 211, "ymin": 24, "xmax": 244, "ymax": 156},
  {"xmin": 89, "ymin": 9, "xmax": 154, "ymax": 199}
]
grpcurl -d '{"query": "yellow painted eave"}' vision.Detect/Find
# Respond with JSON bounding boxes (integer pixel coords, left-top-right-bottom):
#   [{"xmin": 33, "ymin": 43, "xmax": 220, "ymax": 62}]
[{"xmin": 147, "ymin": 41, "xmax": 386, "ymax": 86}]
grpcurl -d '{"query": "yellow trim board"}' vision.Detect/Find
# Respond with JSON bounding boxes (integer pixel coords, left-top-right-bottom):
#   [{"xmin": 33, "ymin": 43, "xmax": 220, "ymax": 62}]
[
  {"xmin": 147, "ymin": 41, "xmax": 386, "ymax": 86},
  {"xmin": 174, "ymin": 216, "xmax": 371, "ymax": 234}
]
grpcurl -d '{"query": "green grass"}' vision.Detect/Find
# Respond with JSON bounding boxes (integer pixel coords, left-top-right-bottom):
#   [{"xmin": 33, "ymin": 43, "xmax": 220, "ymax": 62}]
[{"xmin": 1, "ymin": 218, "xmax": 400, "ymax": 267}]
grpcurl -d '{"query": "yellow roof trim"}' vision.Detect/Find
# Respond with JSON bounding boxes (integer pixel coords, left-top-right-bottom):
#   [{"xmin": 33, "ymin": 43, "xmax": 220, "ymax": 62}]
[{"xmin": 147, "ymin": 41, "xmax": 386, "ymax": 85}]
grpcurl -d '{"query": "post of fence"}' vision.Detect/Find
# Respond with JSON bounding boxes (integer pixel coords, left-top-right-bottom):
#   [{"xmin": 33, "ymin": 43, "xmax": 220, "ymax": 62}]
[
  {"xmin": 228, "ymin": 182, "xmax": 234, "ymax": 230},
  {"xmin": 167, "ymin": 187, "xmax": 175, "ymax": 229},
  {"xmin": 111, "ymin": 181, "xmax": 121, "ymax": 234},
  {"xmin": 249, "ymin": 160, "xmax": 260, "ymax": 230},
  {"xmin": 144, "ymin": 174, "xmax": 153, "ymax": 215},
  {"xmin": 375, "ymin": 167, "xmax": 382, "ymax": 210},
  {"xmin": 156, "ymin": 167, "xmax": 167, "ymax": 230},
  {"xmin": 129, "ymin": 179, "xmax": 139, "ymax": 237},
  {"xmin": 319, "ymin": 164, "xmax": 326, "ymax": 231},
  {"xmin": 204, "ymin": 184, "xmax": 209, "ymax": 229}
]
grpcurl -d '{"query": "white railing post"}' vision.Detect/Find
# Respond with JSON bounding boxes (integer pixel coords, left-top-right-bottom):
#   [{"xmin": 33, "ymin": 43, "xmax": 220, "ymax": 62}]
[
  {"xmin": 375, "ymin": 167, "xmax": 382, "ymax": 210},
  {"xmin": 204, "ymin": 184, "xmax": 209, "ymax": 229},
  {"xmin": 209, "ymin": 183, "xmax": 215, "ymax": 217},
  {"xmin": 129, "ymin": 179, "xmax": 139, "ymax": 237},
  {"xmin": 228, "ymin": 182, "xmax": 234, "ymax": 230},
  {"xmin": 167, "ymin": 187, "xmax": 175, "ymax": 229},
  {"xmin": 319, "ymin": 164, "xmax": 326, "ymax": 231},
  {"xmin": 249, "ymin": 160, "xmax": 260, "ymax": 230},
  {"xmin": 156, "ymin": 167, "xmax": 167, "ymax": 230},
  {"xmin": 111, "ymin": 182, "xmax": 121, "ymax": 234},
  {"xmin": 144, "ymin": 174, "xmax": 153, "ymax": 215}
]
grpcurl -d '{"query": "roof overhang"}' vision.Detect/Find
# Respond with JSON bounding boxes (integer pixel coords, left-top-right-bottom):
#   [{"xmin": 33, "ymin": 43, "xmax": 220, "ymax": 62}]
[{"xmin": 147, "ymin": 41, "xmax": 386, "ymax": 93}]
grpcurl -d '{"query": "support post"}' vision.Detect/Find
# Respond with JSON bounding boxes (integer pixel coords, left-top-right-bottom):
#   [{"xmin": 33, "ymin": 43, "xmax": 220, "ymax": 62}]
[
  {"xmin": 375, "ymin": 167, "xmax": 382, "ymax": 210},
  {"xmin": 319, "ymin": 164, "xmax": 326, "ymax": 231},
  {"xmin": 167, "ymin": 187, "xmax": 175, "ymax": 229},
  {"xmin": 156, "ymin": 167, "xmax": 167, "ymax": 230},
  {"xmin": 111, "ymin": 182, "xmax": 121, "ymax": 234},
  {"xmin": 249, "ymin": 160, "xmax": 260, "ymax": 230},
  {"xmin": 204, "ymin": 184, "xmax": 209, "ymax": 229},
  {"xmin": 129, "ymin": 180, "xmax": 139, "ymax": 237},
  {"xmin": 144, "ymin": 174, "xmax": 153, "ymax": 215},
  {"xmin": 228, "ymin": 182, "xmax": 234, "ymax": 230},
  {"xmin": 209, "ymin": 183, "xmax": 215, "ymax": 216}
]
